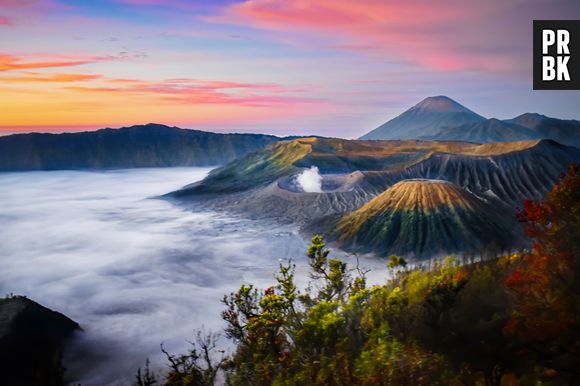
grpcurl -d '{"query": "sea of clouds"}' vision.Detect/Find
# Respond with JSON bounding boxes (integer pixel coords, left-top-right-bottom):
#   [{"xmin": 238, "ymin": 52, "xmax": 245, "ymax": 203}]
[{"xmin": 0, "ymin": 167, "xmax": 386, "ymax": 385}]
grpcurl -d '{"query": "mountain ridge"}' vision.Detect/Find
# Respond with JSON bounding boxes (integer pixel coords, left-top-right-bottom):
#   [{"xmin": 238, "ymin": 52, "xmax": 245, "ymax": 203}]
[
  {"xmin": 360, "ymin": 96, "xmax": 580, "ymax": 147},
  {"xmin": 422, "ymin": 118, "xmax": 542, "ymax": 143},
  {"xmin": 0, "ymin": 123, "xmax": 286, "ymax": 171},
  {"xmin": 172, "ymin": 137, "xmax": 566, "ymax": 197},
  {"xmin": 170, "ymin": 138, "xmax": 580, "ymax": 259}
]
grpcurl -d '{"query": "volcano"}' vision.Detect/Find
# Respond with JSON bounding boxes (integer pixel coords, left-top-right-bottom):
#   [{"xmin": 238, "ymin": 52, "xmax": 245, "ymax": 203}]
[
  {"xmin": 331, "ymin": 179, "xmax": 522, "ymax": 258},
  {"xmin": 360, "ymin": 96, "xmax": 485, "ymax": 140}
]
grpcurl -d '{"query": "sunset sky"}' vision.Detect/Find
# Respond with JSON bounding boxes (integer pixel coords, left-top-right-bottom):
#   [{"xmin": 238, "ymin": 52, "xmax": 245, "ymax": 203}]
[{"xmin": 1, "ymin": 0, "xmax": 579, "ymax": 137}]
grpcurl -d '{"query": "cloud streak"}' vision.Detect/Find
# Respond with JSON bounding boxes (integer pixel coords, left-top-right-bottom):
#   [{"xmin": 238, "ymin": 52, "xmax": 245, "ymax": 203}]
[
  {"xmin": 0, "ymin": 72, "xmax": 101, "ymax": 82},
  {"xmin": 66, "ymin": 78, "xmax": 324, "ymax": 107},
  {"xmin": 0, "ymin": 53, "xmax": 102, "ymax": 72},
  {"xmin": 1, "ymin": 0, "xmax": 579, "ymax": 133},
  {"xmin": 0, "ymin": 50, "xmax": 148, "ymax": 72}
]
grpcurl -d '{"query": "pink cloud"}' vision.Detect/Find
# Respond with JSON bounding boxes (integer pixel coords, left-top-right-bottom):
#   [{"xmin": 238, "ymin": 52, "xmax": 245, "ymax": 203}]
[
  {"xmin": 0, "ymin": 16, "xmax": 13, "ymax": 25},
  {"xmin": 66, "ymin": 78, "xmax": 324, "ymax": 107},
  {"xmin": 0, "ymin": 0, "xmax": 65, "ymax": 11},
  {"xmin": 110, "ymin": 0, "xmax": 213, "ymax": 11},
  {"xmin": 212, "ymin": 0, "xmax": 539, "ymax": 73},
  {"xmin": 114, "ymin": 0, "xmax": 181, "ymax": 4},
  {"xmin": 0, "ymin": 0, "xmax": 35, "ymax": 6}
]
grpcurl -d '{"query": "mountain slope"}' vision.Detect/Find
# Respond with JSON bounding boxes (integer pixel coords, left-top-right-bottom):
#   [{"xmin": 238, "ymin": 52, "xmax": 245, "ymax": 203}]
[
  {"xmin": 170, "ymin": 137, "xmax": 580, "ymax": 258},
  {"xmin": 332, "ymin": 180, "xmax": 522, "ymax": 258},
  {"xmin": 423, "ymin": 118, "xmax": 541, "ymax": 143},
  {"xmin": 170, "ymin": 137, "xmax": 514, "ymax": 196},
  {"xmin": 0, "ymin": 124, "xmax": 282, "ymax": 171},
  {"xmin": 171, "ymin": 138, "xmax": 580, "ymax": 226},
  {"xmin": 174, "ymin": 138, "xmax": 314, "ymax": 195},
  {"xmin": 505, "ymin": 113, "xmax": 580, "ymax": 148},
  {"xmin": 173, "ymin": 137, "xmax": 579, "ymax": 199},
  {"xmin": 383, "ymin": 139, "xmax": 580, "ymax": 207},
  {"xmin": 360, "ymin": 96, "xmax": 485, "ymax": 140}
]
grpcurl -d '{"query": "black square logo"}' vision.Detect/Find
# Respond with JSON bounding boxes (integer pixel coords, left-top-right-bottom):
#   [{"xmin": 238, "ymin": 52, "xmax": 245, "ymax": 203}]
[{"xmin": 533, "ymin": 20, "xmax": 580, "ymax": 90}]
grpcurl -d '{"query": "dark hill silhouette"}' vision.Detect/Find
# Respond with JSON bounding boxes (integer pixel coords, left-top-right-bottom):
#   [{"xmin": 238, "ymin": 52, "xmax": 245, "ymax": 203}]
[
  {"xmin": 0, "ymin": 123, "xmax": 284, "ymax": 171},
  {"xmin": 0, "ymin": 296, "xmax": 80, "ymax": 386}
]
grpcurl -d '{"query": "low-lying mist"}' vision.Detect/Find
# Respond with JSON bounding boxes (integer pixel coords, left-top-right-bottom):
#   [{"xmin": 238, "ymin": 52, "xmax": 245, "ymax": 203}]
[{"xmin": 0, "ymin": 168, "xmax": 385, "ymax": 385}]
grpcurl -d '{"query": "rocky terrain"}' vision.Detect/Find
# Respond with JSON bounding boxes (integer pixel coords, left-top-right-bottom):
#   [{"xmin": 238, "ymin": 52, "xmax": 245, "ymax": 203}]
[{"xmin": 169, "ymin": 137, "xmax": 580, "ymax": 258}]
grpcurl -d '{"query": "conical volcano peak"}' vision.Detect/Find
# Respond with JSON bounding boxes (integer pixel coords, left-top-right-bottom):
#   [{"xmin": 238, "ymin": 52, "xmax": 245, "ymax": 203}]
[
  {"xmin": 340, "ymin": 179, "xmax": 479, "ymax": 222},
  {"xmin": 412, "ymin": 96, "xmax": 474, "ymax": 114},
  {"xmin": 331, "ymin": 178, "xmax": 524, "ymax": 258},
  {"xmin": 359, "ymin": 96, "xmax": 485, "ymax": 140}
]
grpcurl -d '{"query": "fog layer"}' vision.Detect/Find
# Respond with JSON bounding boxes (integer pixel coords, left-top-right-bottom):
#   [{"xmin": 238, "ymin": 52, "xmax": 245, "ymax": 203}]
[{"xmin": 0, "ymin": 168, "xmax": 385, "ymax": 385}]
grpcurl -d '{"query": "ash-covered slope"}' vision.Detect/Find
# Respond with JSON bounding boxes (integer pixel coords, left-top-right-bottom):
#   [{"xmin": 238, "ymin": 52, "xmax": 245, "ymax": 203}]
[
  {"xmin": 169, "ymin": 137, "xmax": 579, "ymax": 258},
  {"xmin": 331, "ymin": 180, "xmax": 522, "ymax": 258},
  {"xmin": 393, "ymin": 140, "xmax": 579, "ymax": 206},
  {"xmin": 172, "ymin": 138, "xmax": 580, "ymax": 203},
  {"xmin": 360, "ymin": 96, "xmax": 485, "ymax": 140},
  {"xmin": 0, "ymin": 124, "xmax": 282, "ymax": 171},
  {"xmin": 170, "ymin": 137, "xmax": 506, "ymax": 196},
  {"xmin": 170, "ymin": 138, "xmax": 580, "ymax": 224},
  {"xmin": 423, "ymin": 118, "xmax": 541, "ymax": 143}
]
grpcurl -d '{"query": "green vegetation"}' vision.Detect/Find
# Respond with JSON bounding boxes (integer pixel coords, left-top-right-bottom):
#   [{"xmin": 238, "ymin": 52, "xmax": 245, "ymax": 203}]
[
  {"xmin": 139, "ymin": 164, "xmax": 579, "ymax": 385},
  {"xmin": 174, "ymin": 139, "xmax": 313, "ymax": 194}
]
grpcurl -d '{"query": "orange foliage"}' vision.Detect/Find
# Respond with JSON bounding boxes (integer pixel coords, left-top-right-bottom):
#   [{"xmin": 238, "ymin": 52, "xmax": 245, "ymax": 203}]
[{"xmin": 504, "ymin": 163, "xmax": 580, "ymax": 373}]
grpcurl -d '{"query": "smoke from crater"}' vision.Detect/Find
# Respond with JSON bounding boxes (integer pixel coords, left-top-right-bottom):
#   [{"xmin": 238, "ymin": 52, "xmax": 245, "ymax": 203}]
[{"xmin": 296, "ymin": 166, "xmax": 323, "ymax": 193}]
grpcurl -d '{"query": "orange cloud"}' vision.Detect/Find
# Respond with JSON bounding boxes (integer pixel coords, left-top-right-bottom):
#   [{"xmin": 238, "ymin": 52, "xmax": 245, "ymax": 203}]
[
  {"xmin": 0, "ymin": 53, "xmax": 102, "ymax": 72},
  {"xmin": 0, "ymin": 51, "xmax": 144, "ymax": 72},
  {"xmin": 0, "ymin": 72, "xmax": 101, "ymax": 82},
  {"xmin": 66, "ymin": 78, "xmax": 323, "ymax": 107}
]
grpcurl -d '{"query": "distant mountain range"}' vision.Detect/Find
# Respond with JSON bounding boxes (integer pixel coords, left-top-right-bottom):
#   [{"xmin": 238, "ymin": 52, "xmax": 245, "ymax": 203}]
[
  {"xmin": 360, "ymin": 96, "xmax": 580, "ymax": 147},
  {"xmin": 169, "ymin": 137, "xmax": 580, "ymax": 258},
  {"xmin": 3, "ymin": 96, "xmax": 578, "ymax": 172},
  {"xmin": 0, "ymin": 124, "xmax": 284, "ymax": 171}
]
